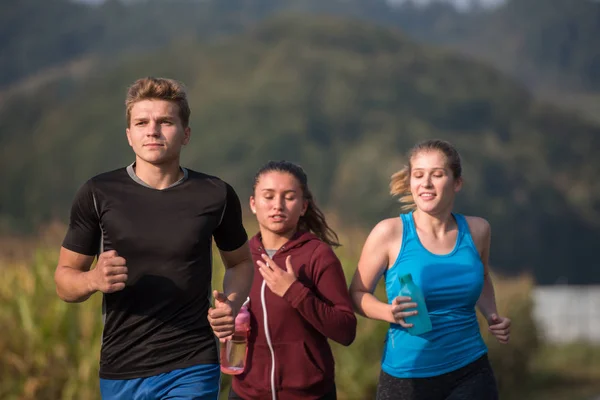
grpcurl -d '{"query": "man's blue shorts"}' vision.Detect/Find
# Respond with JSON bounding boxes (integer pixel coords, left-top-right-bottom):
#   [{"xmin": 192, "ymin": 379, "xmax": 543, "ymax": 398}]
[{"xmin": 100, "ymin": 364, "xmax": 220, "ymax": 400}]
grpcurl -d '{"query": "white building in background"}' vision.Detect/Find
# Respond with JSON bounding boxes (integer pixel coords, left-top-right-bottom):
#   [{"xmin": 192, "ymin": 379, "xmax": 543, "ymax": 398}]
[{"xmin": 533, "ymin": 285, "xmax": 600, "ymax": 344}]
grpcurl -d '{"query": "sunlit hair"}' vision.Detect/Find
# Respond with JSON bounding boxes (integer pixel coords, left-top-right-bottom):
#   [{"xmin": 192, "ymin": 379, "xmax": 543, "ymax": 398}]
[
  {"xmin": 125, "ymin": 77, "xmax": 191, "ymax": 127},
  {"xmin": 390, "ymin": 139, "xmax": 462, "ymax": 211},
  {"xmin": 253, "ymin": 160, "xmax": 340, "ymax": 247}
]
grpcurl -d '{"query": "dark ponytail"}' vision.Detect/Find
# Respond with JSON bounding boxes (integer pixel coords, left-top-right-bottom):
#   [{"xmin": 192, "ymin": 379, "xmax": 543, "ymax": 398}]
[{"xmin": 253, "ymin": 161, "xmax": 341, "ymax": 247}]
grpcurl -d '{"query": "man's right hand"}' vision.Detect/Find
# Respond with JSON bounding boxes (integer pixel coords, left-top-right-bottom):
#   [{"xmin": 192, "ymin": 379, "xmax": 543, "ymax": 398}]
[
  {"xmin": 208, "ymin": 290, "xmax": 236, "ymax": 342},
  {"xmin": 90, "ymin": 250, "xmax": 128, "ymax": 293}
]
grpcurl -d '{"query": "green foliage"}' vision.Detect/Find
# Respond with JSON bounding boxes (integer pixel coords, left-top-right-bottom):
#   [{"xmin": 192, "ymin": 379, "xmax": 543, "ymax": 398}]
[
  {"xmin": 477, "ymin": 275, "xmax": 542, "ymax": 397},
  {"xmin": 0, "ymin": 0, "xmax": 393, "ymax": 88},
  {"xmin": 443, "ymin": 0, "xmax": 600, "ymax": 91},
  {"xmin": 4, "ymin": 0, "xmax": 600, "ymax": 128},
  {"xmin": 1, "ymin": 15, "xmax": 600, "ymax": 284},
  {"xmin": 0, "ymin": 0, "xmax": 103, "ymax": 87}
]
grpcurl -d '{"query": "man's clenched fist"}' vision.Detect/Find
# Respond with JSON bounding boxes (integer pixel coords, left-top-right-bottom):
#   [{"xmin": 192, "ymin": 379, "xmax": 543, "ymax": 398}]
[{"xmin": 91, "ymin": 250, "xmax": 128, "ymax": 293}]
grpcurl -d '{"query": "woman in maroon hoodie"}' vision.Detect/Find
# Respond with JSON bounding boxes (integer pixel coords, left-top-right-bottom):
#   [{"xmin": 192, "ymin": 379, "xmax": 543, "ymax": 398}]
[{"xmin": 228, "ymin": 160, "xmax": 357, "ymax": 400}]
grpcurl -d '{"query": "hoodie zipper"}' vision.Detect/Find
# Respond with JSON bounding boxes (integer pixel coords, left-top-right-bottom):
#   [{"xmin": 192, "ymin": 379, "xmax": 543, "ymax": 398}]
[
  {"xmin": 259, "ymin": 246, "xmax": 285, "ymax": 400},
  {"xmin": 261, "ymin": 280, "xmax": 277, "ymax": 400}
]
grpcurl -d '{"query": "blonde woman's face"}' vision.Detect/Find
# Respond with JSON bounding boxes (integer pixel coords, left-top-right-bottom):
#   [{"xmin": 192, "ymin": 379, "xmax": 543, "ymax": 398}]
[{"xmin": 409, "ymin": 150, "xmax": 461, "ymax": 214}]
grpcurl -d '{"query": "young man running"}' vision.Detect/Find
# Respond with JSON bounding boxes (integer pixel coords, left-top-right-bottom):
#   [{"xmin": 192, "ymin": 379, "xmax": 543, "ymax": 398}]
[{"xmin": 54, "ymin": 77, "xmax": 254, "ymax": 399}]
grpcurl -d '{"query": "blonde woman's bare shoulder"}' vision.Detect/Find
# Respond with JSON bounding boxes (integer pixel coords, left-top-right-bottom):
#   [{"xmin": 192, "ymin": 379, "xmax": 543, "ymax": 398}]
[
  {"xmin": 464, "ymin": 215, "xmax": 491, "ymax": 242},
  {"xmin": 368, "ymin": 216, "xmax": 404, "ymax": 243}
]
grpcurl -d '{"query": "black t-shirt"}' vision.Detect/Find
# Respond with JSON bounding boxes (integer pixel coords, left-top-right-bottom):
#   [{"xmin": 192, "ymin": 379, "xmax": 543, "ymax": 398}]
[{"xmin": 62, "ymin": 164, "xmax": 248, "ymax": 379}]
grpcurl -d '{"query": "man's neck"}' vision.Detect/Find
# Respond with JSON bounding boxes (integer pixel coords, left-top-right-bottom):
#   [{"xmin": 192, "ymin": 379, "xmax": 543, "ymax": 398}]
[{"xmin": 133, "ymin": 158, "xmax": 183, "ymax": 190}]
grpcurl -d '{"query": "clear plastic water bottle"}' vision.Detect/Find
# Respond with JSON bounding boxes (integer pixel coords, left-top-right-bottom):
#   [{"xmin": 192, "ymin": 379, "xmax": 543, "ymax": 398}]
[
  {"xmin": 399, "ymin": 273, "xmax": 432, "ymax": 336},
  {"xmin": 220, "ymin": 298, "xmax": 250, "ymax": 375}
]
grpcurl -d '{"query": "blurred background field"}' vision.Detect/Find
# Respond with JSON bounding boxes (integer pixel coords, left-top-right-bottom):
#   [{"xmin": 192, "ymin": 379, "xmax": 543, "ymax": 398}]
[
  {"xmin": 1, "ymin": 225, "xmax": 599, "ymax": 400},
  {"xmin": 2, "ymin": 0, "xmax": 600, "ymax": 398}
]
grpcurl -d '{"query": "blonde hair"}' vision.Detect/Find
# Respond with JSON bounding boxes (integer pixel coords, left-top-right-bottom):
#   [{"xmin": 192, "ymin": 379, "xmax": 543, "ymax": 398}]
[
  {"xmin": 125, "ymin": 77, "xmax": 191, "ymax": 127},
  {"xmin": 390, "ymin": 139, "xmax": 462, "ymax": 211}
]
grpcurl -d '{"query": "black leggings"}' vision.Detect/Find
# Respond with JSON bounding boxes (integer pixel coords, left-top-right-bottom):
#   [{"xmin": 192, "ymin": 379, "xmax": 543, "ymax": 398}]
[
  {"xmin": 228, "ymin": 384, "xmax": 337, "ymax": 400},
  {"xmin": 376, "ymin": 355, "xmax": 498, "ymax": 400}
]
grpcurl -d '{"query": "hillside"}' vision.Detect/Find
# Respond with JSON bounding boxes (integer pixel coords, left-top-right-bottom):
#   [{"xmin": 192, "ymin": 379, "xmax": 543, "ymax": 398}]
[
  {"xmin": 426, "ymin": 0, "xmax": 600, "ymax": 121},
  {"xmin": 0, "ymin": 0, "xmax": 390, "ymax": 88},
  {"xmin": 4, "ymin": 0, "xmax": 600, "ymax": 124},
  {"xmin": 451, "ymin": 0, "xmax": 600, "ymax": 90},
  {"xmin": 1, "ymin": 15, "xmax": 600, "ymax": 284}
]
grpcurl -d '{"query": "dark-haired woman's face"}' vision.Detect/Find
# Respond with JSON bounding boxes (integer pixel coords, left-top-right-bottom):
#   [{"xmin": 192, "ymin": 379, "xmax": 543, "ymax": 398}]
[{"xmin": 250, "ymin": 171, "xmax": 308, "ymax": 238}]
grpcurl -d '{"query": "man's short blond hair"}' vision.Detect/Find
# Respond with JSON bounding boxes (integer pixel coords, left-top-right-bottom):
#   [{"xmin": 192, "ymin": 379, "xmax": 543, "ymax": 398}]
[{"xmin": 125, "ymin": 77, "xmax": 191, "ymax": 127}]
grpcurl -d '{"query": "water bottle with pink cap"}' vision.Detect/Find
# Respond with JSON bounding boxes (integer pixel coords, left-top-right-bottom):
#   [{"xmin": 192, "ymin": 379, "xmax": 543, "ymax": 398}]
[{"xmin": 220, "ymin": 297, "xmax": 250, "ymax": 375}]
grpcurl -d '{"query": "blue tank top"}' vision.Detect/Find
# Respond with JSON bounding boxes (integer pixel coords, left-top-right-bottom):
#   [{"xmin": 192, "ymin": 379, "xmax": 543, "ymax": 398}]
[{"xmin": 381, "ymin": 211, "xmax": 488, "ymax": 378}]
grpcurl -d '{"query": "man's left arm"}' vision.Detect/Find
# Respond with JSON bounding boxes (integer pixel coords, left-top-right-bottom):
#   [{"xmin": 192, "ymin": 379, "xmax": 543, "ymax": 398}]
[
  {"xmin": 208, "ymin": 182, "xmax": 254, "ymax": 340},
  {"xmin": 219, "ymin": 243, "xmax": 254, "ymax": 317}
]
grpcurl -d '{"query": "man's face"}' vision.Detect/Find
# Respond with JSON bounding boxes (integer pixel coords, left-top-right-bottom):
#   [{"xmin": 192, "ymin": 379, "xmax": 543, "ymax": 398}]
[{"xmin": 126, "ymin": 99, "xmax": 190, "ymax": 166}]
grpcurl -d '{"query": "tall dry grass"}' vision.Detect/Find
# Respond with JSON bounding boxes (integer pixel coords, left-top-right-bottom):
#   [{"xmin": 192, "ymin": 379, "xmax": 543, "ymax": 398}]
[
  {"xmin": 0, "ymin": 249, "xmax": 102, "ymax": 400},
  {"xmin": 2, "ymin": 224, "xmax": 596, "ymax": 399}
]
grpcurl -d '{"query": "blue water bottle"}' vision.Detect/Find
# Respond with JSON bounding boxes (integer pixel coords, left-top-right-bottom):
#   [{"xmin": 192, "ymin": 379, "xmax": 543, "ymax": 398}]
[{"xmin": 399, "ymin": 273, "xmax": 432, "ymax": 335}]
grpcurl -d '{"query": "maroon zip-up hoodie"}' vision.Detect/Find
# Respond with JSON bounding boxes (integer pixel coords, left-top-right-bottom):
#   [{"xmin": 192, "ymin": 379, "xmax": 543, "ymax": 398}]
[{"xmin": 231, "ymin": 231, "xmax": 357, "ymax": 400}]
